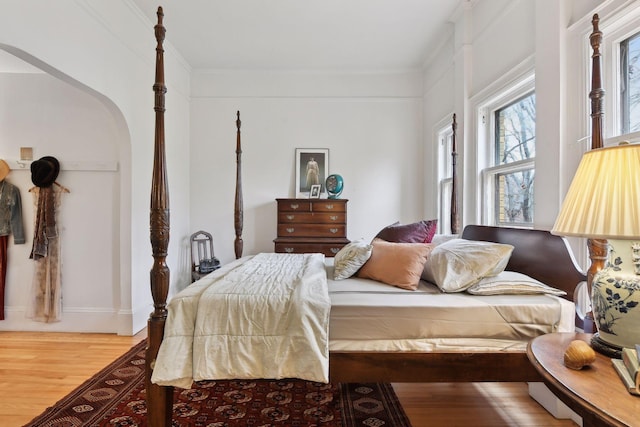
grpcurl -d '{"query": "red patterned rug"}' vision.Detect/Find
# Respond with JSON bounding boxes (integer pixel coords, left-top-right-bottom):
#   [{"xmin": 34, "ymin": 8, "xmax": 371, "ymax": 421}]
[{"xmin": 26, "ymin": 340, "xmax": 411, "ymax": 426}]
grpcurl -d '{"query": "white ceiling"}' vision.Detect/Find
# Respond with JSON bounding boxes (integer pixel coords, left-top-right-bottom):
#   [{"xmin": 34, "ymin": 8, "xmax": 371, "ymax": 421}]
[{"xmin": 131, "ymin": 0, "xmax": 461, "ymax": 71}]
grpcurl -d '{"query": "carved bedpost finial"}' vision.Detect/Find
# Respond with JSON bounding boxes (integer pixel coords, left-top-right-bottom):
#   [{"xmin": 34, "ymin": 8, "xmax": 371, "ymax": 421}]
[
  {"xmin": 590, "ymin": 13, "xmax": 604, "ymax": 150},
  {"xmin": 156, "ymin": 7, "xmax": 163, "ymax": 24},
  {"xmin": 235, "ymin": 111, "xmax": 244, "ymax": 259}
]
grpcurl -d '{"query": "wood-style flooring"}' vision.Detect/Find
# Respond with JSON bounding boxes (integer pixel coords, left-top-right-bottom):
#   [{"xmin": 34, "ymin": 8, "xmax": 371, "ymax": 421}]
[{"xmin": 0, "ymin": 331, "xmax": 578, "ymax": 427}]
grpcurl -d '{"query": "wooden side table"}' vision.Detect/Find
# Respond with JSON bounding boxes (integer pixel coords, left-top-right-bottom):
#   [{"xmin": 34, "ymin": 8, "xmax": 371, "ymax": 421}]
[{"xmin": 527, "ymin": 332, "xmax": 640, "ymax": 427}]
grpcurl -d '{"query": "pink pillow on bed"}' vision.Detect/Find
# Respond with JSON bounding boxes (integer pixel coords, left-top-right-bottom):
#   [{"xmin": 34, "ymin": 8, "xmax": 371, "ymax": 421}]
[
  {"xmin": 374, "ymin": 219, "xmax": 438, "ymax": 244},
  {"xmin": 356, "ymin": 238, "xmax": 435, "ymax": 290}
]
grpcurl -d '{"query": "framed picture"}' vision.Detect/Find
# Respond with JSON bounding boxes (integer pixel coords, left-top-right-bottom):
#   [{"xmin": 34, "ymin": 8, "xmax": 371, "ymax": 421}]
[
  {"xmin": 309, "ymin": 184, "xmax": 321, "ymax": 199},
  {"xmin": 295, "ymin": 148, "xmax": 329, "ymax": 198}
]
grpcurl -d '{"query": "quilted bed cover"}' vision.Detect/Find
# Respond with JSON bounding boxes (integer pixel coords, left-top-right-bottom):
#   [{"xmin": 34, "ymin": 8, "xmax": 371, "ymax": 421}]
[{"xmin": 151, "ymin": 253, "xmax": 331, "ymax": 389}]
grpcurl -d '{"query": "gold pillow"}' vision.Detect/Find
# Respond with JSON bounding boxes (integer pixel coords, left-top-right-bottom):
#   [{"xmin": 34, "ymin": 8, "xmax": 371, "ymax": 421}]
[
  {"xmin": 356, "ymin": 238, "xmax": 435, "ymax": 290},
  {"xmin": 333, "ymin": 240, "xmax": 373, "ymax": 280}
]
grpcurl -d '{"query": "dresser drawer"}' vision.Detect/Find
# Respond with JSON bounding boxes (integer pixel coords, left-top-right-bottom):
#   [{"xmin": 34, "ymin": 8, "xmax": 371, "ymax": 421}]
[
  {"xmin": 309, "ymin": 201, "xmax": 346, "ymax": 213},
  {"xmin": 278, "ymin": 212, "xmax": 345, "ymax": 224},
  {"xmin": 276, "ymin": 199, "xmax": 347, "ymax": 213},
  {"xmin": 274, "ymin": 238, "xmax": 349, "ymax": 257},
  {"xmin": 277, "ymin": 200, "xmax": 312, "ymax": 212},
  {"xmin": 277, "ymin": 224, "xmax": 346, "ymax": 238}
]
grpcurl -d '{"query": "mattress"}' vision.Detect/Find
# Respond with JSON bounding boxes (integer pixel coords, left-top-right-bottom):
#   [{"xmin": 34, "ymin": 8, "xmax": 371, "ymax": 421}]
[{"xmin": 326, "ymin": 261, "xmax": 575, "ymax": 352}]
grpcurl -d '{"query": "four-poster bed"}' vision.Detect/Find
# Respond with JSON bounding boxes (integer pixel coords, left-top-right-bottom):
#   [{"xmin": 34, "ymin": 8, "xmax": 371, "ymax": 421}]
[{"xmin": 144, "ymin": 8, "xmax": 599, "ymax": 426}]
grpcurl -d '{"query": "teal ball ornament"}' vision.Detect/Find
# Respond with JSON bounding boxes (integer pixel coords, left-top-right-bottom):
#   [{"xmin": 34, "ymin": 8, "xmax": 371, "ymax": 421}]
[{"xmin": 325, "ymin": 174, "xmax": 344, "ymax": 199}]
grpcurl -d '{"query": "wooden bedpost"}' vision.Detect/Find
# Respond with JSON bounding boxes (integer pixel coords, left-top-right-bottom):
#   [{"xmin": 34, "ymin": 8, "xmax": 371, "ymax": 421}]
[
  {"xmin": 589, "ymin": 14, "xmax": 604, "ymax": 150},
  {"xmin": 584, "ymin": 13, "xmax": 608, "ymax": 334},
  {"xmin": 234, "ymin": 111, "xmax": 244, "ymax": 259},
  {"xmin": 450, "ymin": 113, "xmax": 460, "ymax": 234},
  {"xmin": 145, "ymin": 7, "xmax": 173, "ymax": 427}
]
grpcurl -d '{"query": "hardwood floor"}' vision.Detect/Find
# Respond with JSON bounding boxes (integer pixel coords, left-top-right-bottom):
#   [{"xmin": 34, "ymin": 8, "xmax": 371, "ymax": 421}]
[
  {"xmin": 393, "ymin": 383, "xmax": 577, "ymax": 426},
  {"xmin": 0, "ymin": 331, "xmax": 577, "ymax": 426},
  {"xmin": 0, "ymin": 330, "xmax": 147, "ymax": 427}
]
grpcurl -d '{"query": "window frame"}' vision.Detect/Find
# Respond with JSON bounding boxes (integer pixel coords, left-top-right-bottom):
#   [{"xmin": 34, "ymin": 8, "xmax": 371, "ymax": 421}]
[
  {"xmin": 599, "ymin": 3, "xmax": 640, "ymax": 145},
  {"xmin": 476, "ymin": 73, "xmax": 536, "ymax": 227}
]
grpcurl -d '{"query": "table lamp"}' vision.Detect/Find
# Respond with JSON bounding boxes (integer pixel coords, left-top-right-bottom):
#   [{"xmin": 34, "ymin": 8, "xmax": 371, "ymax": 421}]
[{"xmin": 552, "ymin": 143, "xmax": 640, "ymax": 357}]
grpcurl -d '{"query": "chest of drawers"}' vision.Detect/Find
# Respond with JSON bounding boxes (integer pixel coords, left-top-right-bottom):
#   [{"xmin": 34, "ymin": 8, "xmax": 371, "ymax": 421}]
[{"xmin": 274, "ymin": 198, "xmax": 349, "ymax": 257}]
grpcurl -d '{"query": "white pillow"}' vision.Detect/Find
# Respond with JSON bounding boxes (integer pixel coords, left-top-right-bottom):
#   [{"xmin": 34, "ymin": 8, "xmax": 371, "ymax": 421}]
[
  {"xmin": 421, "ymin": 238, "xmax": 514, "ymax": 292},
  {"xmin": 466, "ymin": 271, "xmax": 567, "ymax": 296},
  {"xmin": 430, "ymin": 234, "xmax": 460, "ymax": 246},
  {"xmin": 333, "ymin": 240, "xmax": 373, "ymax": 280}
]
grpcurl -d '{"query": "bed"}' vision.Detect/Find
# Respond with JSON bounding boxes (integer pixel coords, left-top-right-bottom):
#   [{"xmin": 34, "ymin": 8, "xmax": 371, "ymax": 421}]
[{"xmin": 144, "ymin": 8, "xmax": 595, "ymax": 427}]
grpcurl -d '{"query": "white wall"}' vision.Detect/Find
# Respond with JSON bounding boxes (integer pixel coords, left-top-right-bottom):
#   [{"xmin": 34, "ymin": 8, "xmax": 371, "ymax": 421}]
[
  {"xmin": 0, "ymin": 72, "xmax": 120, "ymax": 331},
  {"xmin": 421, "ymin": 0, "xmax": 603, "ymax": 250},
  {"xmin": 190, "ymin": 71, "xmax": 425, "ymax": 261},
  {"xmin": 0, "ymin": 0, "xmax": 191, "ymax": 335}
]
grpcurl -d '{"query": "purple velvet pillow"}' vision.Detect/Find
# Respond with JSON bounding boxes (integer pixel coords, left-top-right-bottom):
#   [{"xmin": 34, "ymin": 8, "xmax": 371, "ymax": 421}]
[{"xmin": 374, "ymin": 219, "xmax": 438, "ymax": 244}]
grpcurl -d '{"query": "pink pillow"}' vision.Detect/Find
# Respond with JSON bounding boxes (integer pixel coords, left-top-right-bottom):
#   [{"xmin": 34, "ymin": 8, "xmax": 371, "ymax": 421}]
[
  {"xmin": 357, "ymin": 238, "xmax": 435, "ymax": 290},
  {"xmin": 374, "ymin": 219, "xmax": 438, "ymax": 243}
]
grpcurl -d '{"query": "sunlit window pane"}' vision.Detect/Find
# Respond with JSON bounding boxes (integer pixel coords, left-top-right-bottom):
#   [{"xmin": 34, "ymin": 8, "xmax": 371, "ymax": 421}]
[
  {"xmin": 495, "ymin": 169, "xmax": 535, "ymax": 226},
  {"xmin": 492, "ymin": 92, "xmax": 535, "ymax": 226},
  {"xmin": 495, "ymin": 93, "xmax": 536, "ymax": 165}
]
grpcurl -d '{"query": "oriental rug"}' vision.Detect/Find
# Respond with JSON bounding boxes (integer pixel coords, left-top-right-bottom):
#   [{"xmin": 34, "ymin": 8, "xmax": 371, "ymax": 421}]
[{"xmin": 26, "ymin": 340, "xmax": 411, "ymax": 426}]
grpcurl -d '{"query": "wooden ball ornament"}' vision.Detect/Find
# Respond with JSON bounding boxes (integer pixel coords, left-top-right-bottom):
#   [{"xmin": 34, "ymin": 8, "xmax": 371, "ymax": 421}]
[{"xmin": 563, "ymin": 340, "xmax": 596, "ymax": 370}]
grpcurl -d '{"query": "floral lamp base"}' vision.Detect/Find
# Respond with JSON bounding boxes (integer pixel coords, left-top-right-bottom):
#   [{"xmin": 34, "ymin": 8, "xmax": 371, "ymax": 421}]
[{"xmin": 591, "ymin": 240, "xmax": 640, "ymax": 358}]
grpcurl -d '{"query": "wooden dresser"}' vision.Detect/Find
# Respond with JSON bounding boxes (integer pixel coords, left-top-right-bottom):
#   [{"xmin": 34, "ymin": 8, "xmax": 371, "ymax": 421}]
[{"xmin": 274, "ymin": 198, "xmax": 349, "ymax": 257}]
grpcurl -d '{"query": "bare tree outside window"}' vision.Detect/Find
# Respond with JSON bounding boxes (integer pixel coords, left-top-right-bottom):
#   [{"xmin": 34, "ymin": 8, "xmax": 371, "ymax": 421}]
[{"xmin": 494, "ymin": 93, "xmax": 536, "ymax": 225}]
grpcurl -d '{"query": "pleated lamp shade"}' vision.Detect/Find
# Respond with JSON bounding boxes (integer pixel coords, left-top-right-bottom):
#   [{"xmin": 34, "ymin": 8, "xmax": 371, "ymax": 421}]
[{"xmin": 552, "ymin": 143, "xmax": 640, "ymax": 239}]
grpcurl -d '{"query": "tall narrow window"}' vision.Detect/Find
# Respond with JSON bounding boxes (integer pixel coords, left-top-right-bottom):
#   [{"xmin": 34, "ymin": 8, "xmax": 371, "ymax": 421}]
[
  {"xmin": 620, "ymin": 31, "xmax": 640, "ymax": 134},
  {"xmin": 481, "ymin": 88, "xmax": 536, "ymax": 228},
  {"xmin": 494, "ymin": 93, "xmax": 536, "ymax": 225}
]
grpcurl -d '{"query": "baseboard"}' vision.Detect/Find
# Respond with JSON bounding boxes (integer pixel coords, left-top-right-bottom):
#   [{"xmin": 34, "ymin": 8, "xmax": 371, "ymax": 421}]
[
  {"xmin": 0, "ymin": 304, "xmax": 152, "ymax": 336},
  {"xmin": 528, "ymin": 382, "xmax": 582, "ymax": 426},
  {"xmin": 0, "ymin": 307, "xmax": 118, "ymax": 333}
]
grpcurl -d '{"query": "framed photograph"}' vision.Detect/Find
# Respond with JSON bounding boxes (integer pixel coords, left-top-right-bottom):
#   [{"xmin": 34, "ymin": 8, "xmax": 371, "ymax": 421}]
[
  {"xmin": 309, "ymin": 184, "xmax": 321, "ymax": 199},
  {"xmin": 295, "ymin": 148, "xmax": 329, "ymax": 198}
]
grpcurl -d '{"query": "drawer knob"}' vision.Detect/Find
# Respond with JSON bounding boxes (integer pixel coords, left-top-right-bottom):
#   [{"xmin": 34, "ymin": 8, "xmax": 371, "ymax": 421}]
[
  {"xmin": 330, "ymin": 248, "xmax": 340, "ymax": 254},
  {"xmin": 329, "ymin": 228, "xmax": 338, "ymax": 234},
  {"xmin": 290, "ymin": 203, "xmax": 299, "ymax": 210},
  {"xmin": 284, "ymin": 247, "xmax": 294, "ymax": 253},
  {"xmin": 326, "ymin": 204, "xmax": 334, "ymax": 209},
  {"xmin": 329, "ymin": 215, "xmax": 338, "ymax": 221},
  {"xmin": 286, "ymin": 227, "xmax": 295, "ymax": 233},
  {"xmin": 286, "ymin": 215, "xmax": 295, "ymax": 220}
]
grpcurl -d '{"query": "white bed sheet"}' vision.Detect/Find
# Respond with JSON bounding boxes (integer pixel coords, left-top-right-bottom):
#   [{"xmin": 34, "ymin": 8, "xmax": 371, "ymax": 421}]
[{"xmin": 326, "ymin": 261, "xmax": 575, "ymax": 352}]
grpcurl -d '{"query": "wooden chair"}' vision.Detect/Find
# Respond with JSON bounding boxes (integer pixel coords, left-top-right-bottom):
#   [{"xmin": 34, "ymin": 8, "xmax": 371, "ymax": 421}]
[{"xmin": 190, "ymin": 230, "xmax": 220, "ymax": 283}]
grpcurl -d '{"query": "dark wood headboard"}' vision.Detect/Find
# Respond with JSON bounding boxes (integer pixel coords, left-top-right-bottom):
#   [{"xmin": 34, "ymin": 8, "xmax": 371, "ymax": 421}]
[{"xmin": 461, "ymin": 225, "xmax": 586, "ymax": 302}]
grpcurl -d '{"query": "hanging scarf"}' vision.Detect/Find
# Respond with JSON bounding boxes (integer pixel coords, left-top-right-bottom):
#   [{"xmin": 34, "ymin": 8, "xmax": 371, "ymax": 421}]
[{"xmin": 30, "ymin": 187, "xmax": 57, "ymax": 260}]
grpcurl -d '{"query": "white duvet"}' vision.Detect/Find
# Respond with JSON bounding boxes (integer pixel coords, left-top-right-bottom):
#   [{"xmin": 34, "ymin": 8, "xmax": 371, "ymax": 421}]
[{"xmin": 151, "ymin": 253, "xmax": 330, "ymax": 389}]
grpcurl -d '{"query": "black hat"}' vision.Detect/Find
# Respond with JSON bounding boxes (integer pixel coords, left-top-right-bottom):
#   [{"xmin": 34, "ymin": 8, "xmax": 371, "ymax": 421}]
[{"xmin": 31, "ymin": 156, "xmax": 60, "ymax": 188}]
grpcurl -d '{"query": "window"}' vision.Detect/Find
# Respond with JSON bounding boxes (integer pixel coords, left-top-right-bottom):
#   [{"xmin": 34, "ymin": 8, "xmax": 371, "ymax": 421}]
[
  {"xmin": 479, "ymin": 79, "xmax": 536, "ymax": 228},
  {"xmin": 620, "ymin": 31, "xmax": 640, "ymax": 134},
  {"xmin": 493, "ymin": 93, "xmax": 536, "ymax": 225}
]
